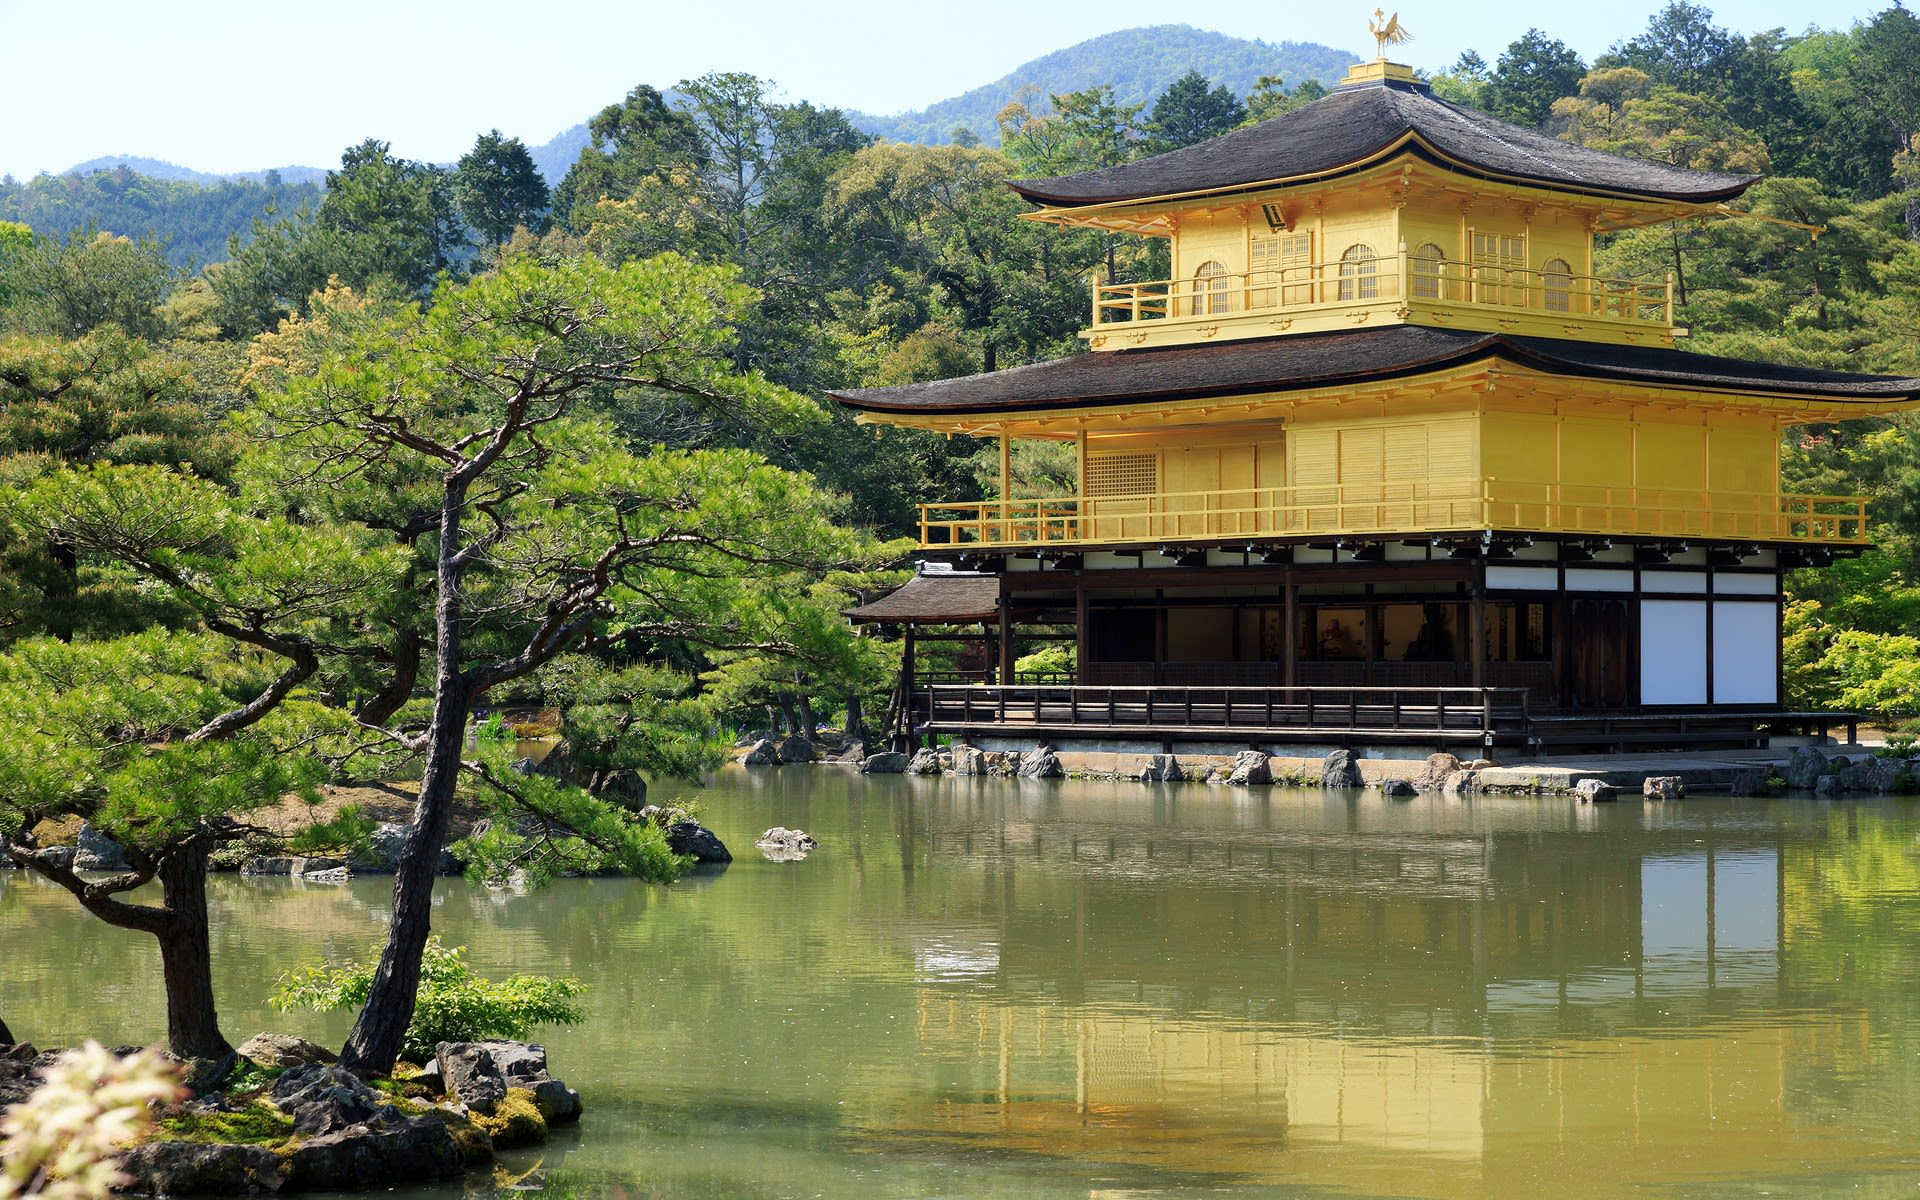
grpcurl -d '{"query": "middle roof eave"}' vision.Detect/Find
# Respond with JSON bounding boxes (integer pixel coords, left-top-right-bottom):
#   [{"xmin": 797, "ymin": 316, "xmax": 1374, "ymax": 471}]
[{"xmin": 829, "ymin": 326, "xmax": 1920, "ymax": 419}]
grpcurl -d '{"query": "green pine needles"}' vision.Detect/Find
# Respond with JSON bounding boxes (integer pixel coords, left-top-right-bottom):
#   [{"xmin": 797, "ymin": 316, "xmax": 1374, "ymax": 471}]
[{"xmin": 273, "ymin": 938, "xmax": 586, "ymax": 1064}]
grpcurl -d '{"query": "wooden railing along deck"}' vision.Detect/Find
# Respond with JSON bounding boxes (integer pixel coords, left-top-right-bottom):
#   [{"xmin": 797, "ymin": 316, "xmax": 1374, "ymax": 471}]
[
  {"xmin": 926, "ymin": 683, "xmax": 1532, "ymax": 745},
  {"xmin": 1094, "ymin": 252, "xmax": 1673, "ymax": 331},
  {"xmin": 917, "ymin": 479, "xmax": 1869, "ymax": 549}
]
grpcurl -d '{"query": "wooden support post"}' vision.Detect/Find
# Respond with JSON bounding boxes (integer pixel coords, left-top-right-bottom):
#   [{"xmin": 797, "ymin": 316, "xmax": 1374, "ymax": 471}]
[
  {"xmin": 998, "ymin": 432, "xmax": 1011, "ymax": 542},
  {"xmin": 1469, "ymin": 568, "xmax": 1487, "ymax": 691},
  {"xmin": 1154, "ymin": 590, "xmax": 1167, "ymax": 686},
  {"xmin": 900, "ymin": 625, "xmax": 918, "ymax": 751},
  {"xmin": 997, "ymin": 581, "xmax": 1014, "ymax": 686},
  {"xmin": 1283, "ymin": 570, "xmax": 1298, "ymax": 689},
  {"xmin": 1075, "ymin": 574, "xmax": 1089, "ymax": 682}
]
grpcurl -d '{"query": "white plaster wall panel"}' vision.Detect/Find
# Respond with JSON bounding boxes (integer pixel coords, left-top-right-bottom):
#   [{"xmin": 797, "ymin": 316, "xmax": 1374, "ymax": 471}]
[
  {"xmin": 1486, "ymin": 566, "xmax": 1557, "ymax": 590},
  {"xmin": 1642, "ymin": 572, "xmax": 1707, "ymax": 593},
  {"xmin": 1565, "ymin": 568, "xmax": 1635, "ymax": 592},
  {"xmin": 1713, "ymin": 574, "xmax": 1776, "ymax": 595},
  {"xmin": 1641, "ymin": 600, "xmax": 1708, "ymax": 705},
  {"xmin": 1713, "ymin": 601, "xmax": 1778, "ymax": 704}
]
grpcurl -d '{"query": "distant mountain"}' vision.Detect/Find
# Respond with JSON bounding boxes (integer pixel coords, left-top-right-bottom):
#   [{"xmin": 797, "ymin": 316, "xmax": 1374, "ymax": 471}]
[
  {"xmin": 529, "ymin": 124, "xmax": 591, "ymax": 185},
  {"xmin": 848, "ymin": 25, "xmax": 1358, "ymax": 145},
  {"xmin": 60, "ymin": 156, "xmax": 328, "ymax": 186}
]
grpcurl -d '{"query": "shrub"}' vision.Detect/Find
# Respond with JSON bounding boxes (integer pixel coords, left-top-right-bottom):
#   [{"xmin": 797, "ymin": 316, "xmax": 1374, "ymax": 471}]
[
  {"xmin": 272, "ymin": 938, "xmax": 585, "ymax": 1064},
  {"xmin": 0, "ymin": 1042, "xmax": 181, "ymax": 1200}
]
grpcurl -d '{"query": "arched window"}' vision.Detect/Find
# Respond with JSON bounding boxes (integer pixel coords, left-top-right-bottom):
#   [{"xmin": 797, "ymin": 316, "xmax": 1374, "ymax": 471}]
[
  {"xmin": 1338, "ymin": 243, "xmax": 1378, "ymax": 301},
  {"xmin": 1543, "ymin": 258, "xmax": 1573, "ymax": 313},
  {"xmin": 1193, "ymin": 260, "xmax": 1230, "ymax": 315},
  {"xmin": 1410, "ymin": 242, "xmax": 1446, "ymax": 300}
]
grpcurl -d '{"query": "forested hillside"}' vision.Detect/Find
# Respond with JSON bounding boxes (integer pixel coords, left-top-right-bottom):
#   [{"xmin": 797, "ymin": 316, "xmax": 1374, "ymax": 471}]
[
  {"xmin": 0, "ymin": 168, "xmax": 320, "ymax": 267},
  {"xmin": 847, "ymin": 25, "xmax": 1354, "ymax": 144},
  {"xmin": 4, "ymin": 3, "xmax": 1920, "ymax": 723}
]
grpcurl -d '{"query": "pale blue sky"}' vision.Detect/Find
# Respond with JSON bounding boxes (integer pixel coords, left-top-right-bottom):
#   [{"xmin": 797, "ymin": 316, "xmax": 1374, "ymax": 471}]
[{"xmin": 2, "ymin": 0, "xmax": 1893, "ymax": 179}]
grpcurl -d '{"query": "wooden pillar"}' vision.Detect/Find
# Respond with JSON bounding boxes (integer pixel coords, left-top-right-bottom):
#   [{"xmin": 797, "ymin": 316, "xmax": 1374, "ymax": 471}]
[
  {"xmin": 1075, "ymin": 573, "xmax": 1089, "ymax": 681},
  {"xmin": 900, "ymin": 624, "xmax": 918, "ymax": 750},
  {"xmin": 1154, "ymin": 589, "xmax": 1167, "ymax": 685},
  {"xmin": 997, "ymin": 575, "xmax": 1014, "ymax": 686},
  {"xmin": 1283, "ymin": 569, "xmax": 1298, "ymax": 688},
  {"xmin": 1469, "ymin": 566, "xmax": 1487, "ymax": 690}
]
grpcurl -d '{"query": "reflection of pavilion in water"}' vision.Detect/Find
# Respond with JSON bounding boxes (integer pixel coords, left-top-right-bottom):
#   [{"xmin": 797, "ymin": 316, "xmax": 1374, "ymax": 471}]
[{"xmin": 867, "ymin": 804, "xmax": 1877, "ymax": 1196}]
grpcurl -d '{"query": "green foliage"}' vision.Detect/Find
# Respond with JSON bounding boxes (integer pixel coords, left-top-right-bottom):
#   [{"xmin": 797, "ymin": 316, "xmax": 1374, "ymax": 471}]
[
  {"xmin": 453, "ymin": 130, "xmax": 549, "ymax": 248},
  {"xmin": 0, "ymin": 168, "xmax": 320, "ymax": 270},
  {"xmin": 0, "ymin": 228, "xmax": 174, "ymax": 340},
  {"xmin": 1142, "ymin": 70, "xmax": 1246, "ymax": 154},
  {"xmin": 286, "ymin": 805, "xmax": 378, "ymax": 856},
  {"xmin": 1485, "ymin": 29, "xmax": 1587, "ymax": 127},
  {"xmin": 155, "ymin": 1102, "xmax": 293, "ymax": 1146},
  {"xmin": 273, "ymin": 939, "xmax": 586, "ymax": 1064}
]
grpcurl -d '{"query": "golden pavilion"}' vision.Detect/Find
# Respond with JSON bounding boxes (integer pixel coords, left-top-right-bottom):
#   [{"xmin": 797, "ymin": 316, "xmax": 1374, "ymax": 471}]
[{"xmin": 835, "ymin": 49, "xmax": 1920, "ymax": 753}]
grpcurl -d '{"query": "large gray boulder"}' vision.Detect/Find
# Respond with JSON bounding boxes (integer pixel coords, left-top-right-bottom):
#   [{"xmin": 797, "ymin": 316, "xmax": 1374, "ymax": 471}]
[
  {"xmin": 1726, "ymin": 766, "xmax": 1768, "ymax": 797},
  {"xmin": 1411, "ymin": 753, "xmax": 1463, "ymax": 792},
  {"xmin": 119, "ymin": 1141, "xmax": 286, "ymax": 1195},
  {"xmin": 72, "ymin": 823, "xmax": 129, "ymax": 872},
  {"xmin": 1225, "ymin": 751, "xmax": 1270, "ymax": 786},
  {"xmin": 35, "ymin": 845, "xmax": 76, "ymax": 873},
  {"xmin": 1643, "ymin": 775, "xmax": 1684, "ymax": 801},
  {"xmin": 283, "ymin": 1109, "xmax": 466, "ymax": 1190},
  {"xmin": 272, "ymin": 1063, "xmax": 379, "ymax": 1111},
  {"xmin": 1017, "ymin": 747, "xmax": 1064, "ymax": 778},
  {"xmin": 434, "ymin": 1041, "xmax": 578, "ymax": 1123},
  {"xmin": 1320, "ymin": 749, "xmax": 1363, "ymax": 789},
  {"xmin": 755, "ymin": 827, "xmax": 818, "ymax": 862},
  {"xmin": 640, "ymin": 806, "xmax": 730, "ymax": 863},
  {"xmin": 1140, "ymin": 754, "xmax": 1183, "ymax": 783},
  {"xmin": 434, "ymin": 1043, "xmax": 509, "ymax": 1116},
  {"xmin": 237, "ymin": 1032, "xmax": 337, "ymax": 1070},
  {"xmin": 776, "ymin": 736, "xmax": 815, "ymax": 764},
  {"xmin": 1574, "ymin": 778, "xmax": 1617, "ymax": 803},
  {"xmin": 905, "ymin": 748, "xmax": 942, "ymax": 775},
  {"xmin": 948, "ymin": 745, "xmax": 988, "ymax": 776},
  {"xmin": 1782, "ymin": 746, "xmax": 1829, "ymax": 789},
  {"xmin": 860, "ymin": 751, "xmax": 909, "ymax": 774}
]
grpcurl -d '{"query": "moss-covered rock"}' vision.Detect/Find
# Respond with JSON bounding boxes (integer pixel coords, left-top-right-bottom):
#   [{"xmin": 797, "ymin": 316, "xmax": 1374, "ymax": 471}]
[{"xmin": 472, "ymin": 1087, "xmax": 547, "ymax": 1149}]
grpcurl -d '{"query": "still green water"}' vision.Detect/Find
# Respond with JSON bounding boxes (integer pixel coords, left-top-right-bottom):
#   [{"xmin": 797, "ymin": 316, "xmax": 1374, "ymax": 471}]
[{"xmin": 5, "ymin": 767, "xmax": 1920, "ymax": 1199}]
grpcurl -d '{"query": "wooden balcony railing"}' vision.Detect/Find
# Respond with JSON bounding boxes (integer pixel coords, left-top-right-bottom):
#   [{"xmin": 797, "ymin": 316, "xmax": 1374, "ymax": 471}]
[
  {"xmin": 917, "ymin": 480, "xmax": 1869, "ymax": 549},
  {"xmin": 924, "ymin": 683, "xmax": 1533, "ymax": 744},
  {"xmin": 1093, "ymin": 252, "xmax": 1674, "ymax": 331}
]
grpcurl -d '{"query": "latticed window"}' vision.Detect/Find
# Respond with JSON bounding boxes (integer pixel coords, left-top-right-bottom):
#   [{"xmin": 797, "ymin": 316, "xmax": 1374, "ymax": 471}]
[
  {"xmin": 1410, "ymin": 242, "xmax": 1446, "ymax": 299},
  {"xmin": 1251, "ymin": 233, "xmax": 1312, "ymax": 307},
  {"xmin": 1192, "ymin": 260, "xmax": 1231, "ymax": 315},
  {"xmin": 1543, "ymin": 257, "xmax": 1573, "ymax": 312},
  {"xmin": 1472, "ymin": 232, "xmax": 1526, "ymax": 305},
  {"xmin": 1338, "ymin": 243, "xmax": 1377, "ymax": 301},
  {"xmin": 1085, "ymin": 452, "xmax": 1158, "ymax": 498}
]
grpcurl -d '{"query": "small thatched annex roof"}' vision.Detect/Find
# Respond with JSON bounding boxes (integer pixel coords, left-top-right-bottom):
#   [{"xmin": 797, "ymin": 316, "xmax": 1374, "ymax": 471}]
[{"xmin": 845, "ymin": 574, "xmax": 1001, "ymax": 625}]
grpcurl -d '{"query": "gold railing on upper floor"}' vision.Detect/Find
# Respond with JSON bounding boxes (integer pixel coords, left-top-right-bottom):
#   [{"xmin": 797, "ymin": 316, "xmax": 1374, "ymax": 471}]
[
  {"xmin": 917, "ymin": 479, "xmax": 1867, "ymax": 548},
  {"xmin": 1092, "ymin": 252, "xmax": 1674, "ymax": 329}
]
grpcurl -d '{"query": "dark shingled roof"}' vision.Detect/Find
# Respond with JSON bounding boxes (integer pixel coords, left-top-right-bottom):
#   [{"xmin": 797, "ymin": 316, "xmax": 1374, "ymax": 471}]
[
  {"xmin": 832, "ymin": 327, "xmax": 1920, "ymax": 417},
  {"xmin": 845, "ymin": 574, "xmax": 1001, "ymax": 624},
  {"xmin": 1011, "ymin": 78, "xmax": 1757, "ymax": 207}
]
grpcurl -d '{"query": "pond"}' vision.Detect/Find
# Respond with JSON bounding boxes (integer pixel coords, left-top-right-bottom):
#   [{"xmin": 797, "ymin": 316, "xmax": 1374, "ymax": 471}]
[{"xmin": 5, "ymin": 767, "xmax": 1920, "ymax": 1199}]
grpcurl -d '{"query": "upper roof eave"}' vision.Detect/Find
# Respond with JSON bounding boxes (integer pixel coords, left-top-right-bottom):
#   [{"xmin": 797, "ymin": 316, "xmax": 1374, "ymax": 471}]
[{"xmin": 1007, "ymin": 80, "xmax": 1759, "ymax": 211}]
